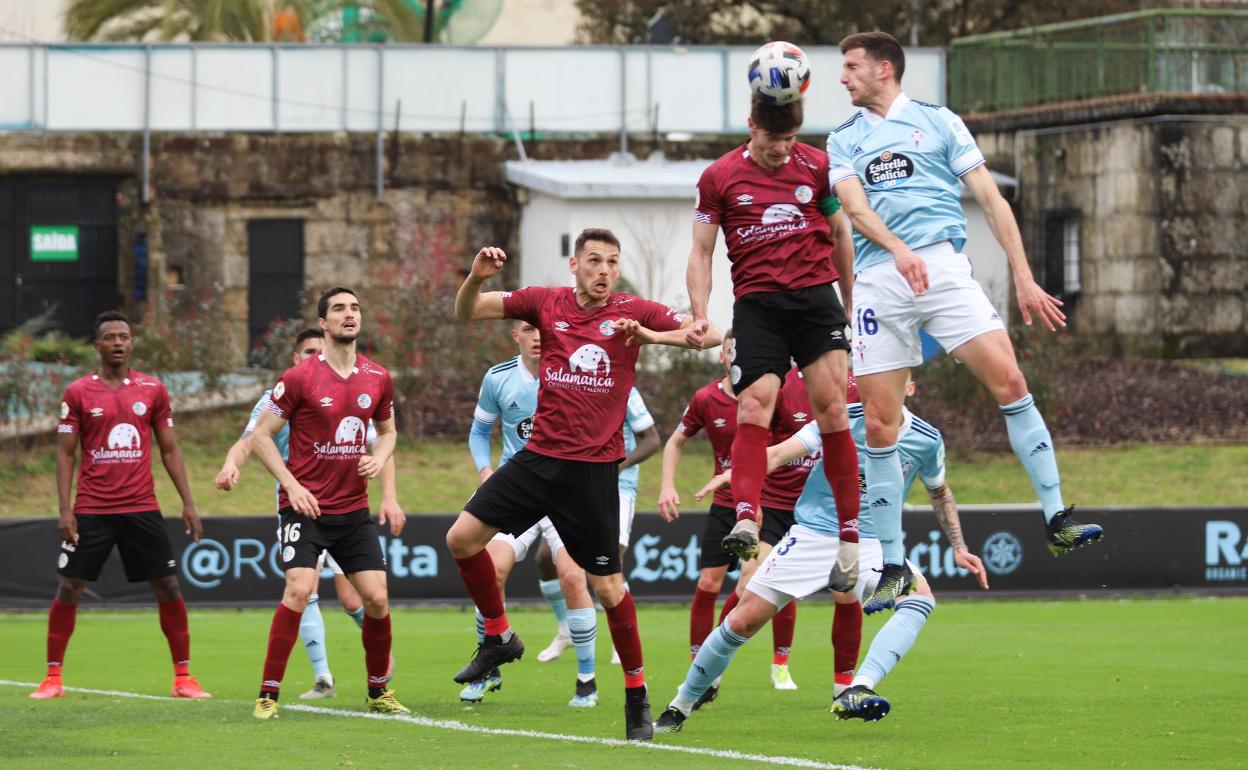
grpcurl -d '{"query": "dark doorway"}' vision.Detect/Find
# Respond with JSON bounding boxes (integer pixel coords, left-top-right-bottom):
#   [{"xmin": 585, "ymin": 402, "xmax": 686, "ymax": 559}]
[
  {"xmin": 247, "ymin": 219, "xmax": 305, "ymax": 350},
  {"xmin": 0, "ymin": 177, "xmax": 120, "ymax": 338}
]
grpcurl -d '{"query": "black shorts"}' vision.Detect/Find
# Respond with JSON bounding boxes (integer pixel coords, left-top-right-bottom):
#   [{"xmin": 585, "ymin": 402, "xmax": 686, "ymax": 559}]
[
  {"xmin": 278, "ymin": 508, "xmax": 386, "ymax": 574},
  {"xmin": 761, "ymin": 506, "xmax": 797, "ymax": 547},
  {"xmin": 57, "ymin": 511, "xmax": 177, "ymax": 583},
  {"xmin": 731, "ymin": 282, "xmax": 850, "ymax": 392},
  {"xmin": 465, "ymin": 449, "xmax": 621, "ymax": 576},
  {"xmin": 699, "ymin": 503, "xmax": 740, "ymax": 570}
]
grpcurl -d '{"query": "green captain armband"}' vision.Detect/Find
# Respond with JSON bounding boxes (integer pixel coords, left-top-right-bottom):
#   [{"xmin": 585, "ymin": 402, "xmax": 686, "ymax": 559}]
[{"xmin": 819, "ymin": 196, "xmax": 841, "ymax": 216}]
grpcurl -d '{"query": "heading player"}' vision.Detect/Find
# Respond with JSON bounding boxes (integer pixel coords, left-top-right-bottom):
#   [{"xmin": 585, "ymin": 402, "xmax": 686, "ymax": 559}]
[
  {"xmin": 687, "ymin": 94, "xmax": 862, "ymax": 591},
  {"xmin": 450, "ymin": 228, "xmax": 722, "ymax": 741},
  {"xmin": 215, "ymin": 328, "xmax": 400, "ymax": 699},
  {"xmin": 247, "ymin": 287, "xmax": 408, "ymax": 719},
  {"xmin": 826, "ymin": 31, "xmax": 1101, "ymax": 612},
  {"xmin": 32, "ymin": 310, "xmax": 210, "ymax": 701}
]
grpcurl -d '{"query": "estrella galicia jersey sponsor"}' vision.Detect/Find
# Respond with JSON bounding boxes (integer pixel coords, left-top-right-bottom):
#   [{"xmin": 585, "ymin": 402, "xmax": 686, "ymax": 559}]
[
  {"xmin": 502, "ymin": 286, "xmax": 683, "ymax": 462},
  {"xmin": 792, "ymin": 403, "xmax": 946, "ymax": 539},
  {"xmin": 58, "ymin": 371, "xmax": 174, "ymax": 514},
  {"xmin": 694, "ymin": 142, "xmax": 842, "ymax": 299},
  {"xmin": 677, "ymin": 379, "xmax": 739, "ymax": 508},
  {"xmin": 826, "ymin": 93, "xmax": 987, "ymax": 273},
  {"xmin": 474, "ymin": 355, "xmax": 538, "ymax": 466},
  {"xmin": 761, "ymin": 368, "xmax": 819, "ymax": 510},
  {"xmin": 266, "ymin": 353, "xmax": 394, "ymax": 514}
]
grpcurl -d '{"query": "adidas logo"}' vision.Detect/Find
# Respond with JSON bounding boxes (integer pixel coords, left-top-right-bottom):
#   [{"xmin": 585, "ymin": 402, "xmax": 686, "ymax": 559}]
[
  {"xmin": 870, "ymin": 498, "xmax": 890, "ymax": 508},
  {"xmin": 507, "ymin": 401, "xmax": 520, "ymax": 410},
  {"xmin": 1030, "ymin": 441, "xmax": 1050, "ymax": 456}
]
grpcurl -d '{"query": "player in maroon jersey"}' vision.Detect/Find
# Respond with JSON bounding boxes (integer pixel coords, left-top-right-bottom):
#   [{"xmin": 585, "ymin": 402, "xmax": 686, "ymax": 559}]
[
  {"xmin": 31, "ymin": 311, "xmax": 209, "ymax": 701},
  {"xmin": 450, "ymin": 228, "xmax": 722, "ymax": 741},
  {"xmin": 246, "ymin": 287, "xmax": 408, "ymax": 720},
  {"xmin": 685, "ymin": 95, "xmax": 862, "ymax": 590}
]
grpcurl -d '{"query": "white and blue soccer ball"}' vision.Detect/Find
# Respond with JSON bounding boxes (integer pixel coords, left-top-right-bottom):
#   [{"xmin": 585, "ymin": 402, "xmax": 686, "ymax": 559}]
[{"xmin": 748, "ymin": 41, "xmax": 811, "ymax": 105}]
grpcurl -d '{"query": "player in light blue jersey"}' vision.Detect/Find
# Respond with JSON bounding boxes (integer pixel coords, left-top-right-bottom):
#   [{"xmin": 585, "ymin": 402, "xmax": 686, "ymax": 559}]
[
  {"xmin": 215, "ymin": 328, "xmax": 400, "ymax": 699},
  {"xmin": 825, "ymin": 31, "xmax": 1102, "ymax": 612},
  {"xmin": 463, "ymin": 321, "xmax": 600, "ymax": 707},
  {"xmin": 654, "ymin": 380, "xmax": 987, "ymax": 733}
]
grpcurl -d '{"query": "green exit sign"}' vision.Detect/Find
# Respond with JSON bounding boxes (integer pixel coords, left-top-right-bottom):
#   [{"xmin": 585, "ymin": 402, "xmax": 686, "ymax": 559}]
[{"xmin": 30, "ymin": 225, "xmax": 80, "ymax": 262}]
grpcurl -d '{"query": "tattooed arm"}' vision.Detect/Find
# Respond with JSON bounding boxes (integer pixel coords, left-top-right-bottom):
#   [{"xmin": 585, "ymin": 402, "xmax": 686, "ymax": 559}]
[{"xmin": 925, "ymin": 482, "xmax": 989, "ymax": 590}]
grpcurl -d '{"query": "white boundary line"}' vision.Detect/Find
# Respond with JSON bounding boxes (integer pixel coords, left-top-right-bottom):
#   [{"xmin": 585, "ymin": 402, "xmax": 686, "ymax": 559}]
[{"xmin": 0, "ymin": 680, "xmax": 879, "ymax": 770}]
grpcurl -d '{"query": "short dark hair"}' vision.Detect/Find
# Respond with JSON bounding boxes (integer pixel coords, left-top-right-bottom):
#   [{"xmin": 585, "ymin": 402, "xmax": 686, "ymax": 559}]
[
  {"xmin": 574, "ymin": 228, "xmax": 621, "ymax": 256},
  {"xmin": 317, "ymin": 287, "xmax": 359, "ymax": 319},
  {"xmin": 94, "ymin": 310, "xmax": 130, "ymax": 339},
  {"xmin": 294, "ymin": 328, "xmax": 324, "ymax": 348},
  {"xmin": 750, "ymin": 95, "xmax": 804, "ymax": 135},
  {"xmin": 840, "ymin": 31, "xmax": 905, "ymax": 83}
]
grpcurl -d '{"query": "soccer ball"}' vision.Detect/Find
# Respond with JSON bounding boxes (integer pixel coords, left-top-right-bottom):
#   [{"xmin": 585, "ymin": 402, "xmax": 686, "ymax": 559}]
[{"xmin": 747, "ymin": 41, "xmax": 811, "ymax": 105}]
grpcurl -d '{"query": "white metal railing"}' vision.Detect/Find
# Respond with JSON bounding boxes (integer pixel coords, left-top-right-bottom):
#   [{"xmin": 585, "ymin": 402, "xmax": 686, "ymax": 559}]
[{"xmin": 0, "ymin": 43, "xmax": 946, "ymax": 135}]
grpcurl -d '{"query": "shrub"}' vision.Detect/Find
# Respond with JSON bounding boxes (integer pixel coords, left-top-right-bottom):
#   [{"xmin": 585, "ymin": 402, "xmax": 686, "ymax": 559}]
[{"xmin": 134, "ymin": 284, "xmax": 240, "ymax": 398}]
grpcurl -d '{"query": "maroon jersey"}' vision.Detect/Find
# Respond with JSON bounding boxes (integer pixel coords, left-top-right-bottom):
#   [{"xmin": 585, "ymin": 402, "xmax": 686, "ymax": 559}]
[
  {"xmin": 267, "ymin": 353, "xmax": 394, "ymax": 515},
  {"xmin": 58, "ymin": 371, "xmax": 173, "ymax": 514},
  {"xmin": 694, "ymin": 142, "xmax": 840, "ymax": 299},
  {"xmin": 676, "ymin": 379, "xmax": 739, "ymax": 507},
  {"xmin": 504, "ymin": 286, "xmax": 684, "ymax": 462},
  {"xmin": 761, "ymin": 368, "xmax": 819, "ymax": 510}
]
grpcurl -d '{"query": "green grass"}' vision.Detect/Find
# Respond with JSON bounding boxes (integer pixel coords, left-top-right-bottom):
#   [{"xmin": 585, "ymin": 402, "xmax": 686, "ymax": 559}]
[
  {"xmin": 3, "ymin": 405, "xmax": 1247, "ymax": 518},
  {"xmin": 1, "ymin": 599, "xmax": 1245, "ymax": 769}
]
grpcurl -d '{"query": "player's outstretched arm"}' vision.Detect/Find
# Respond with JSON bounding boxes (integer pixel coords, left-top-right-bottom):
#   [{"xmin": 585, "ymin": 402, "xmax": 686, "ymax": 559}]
[
  {"xmin": 455, "ymin": 247, "xmax": 509, "ymax": 321},
  {"xmin": 834, "ymin": 176, "xmax": 929, "ymax": 295},
  {"xmin": 962, "ymin": 165, "xmax": 1066, "ymax": 332},
  {"xmin": 925, "ymin": 481, "xmax": 989, "ymax": 590},
  {"xmin": 685, "ymin": 221, "xmax": 719, "ymax": 344},
  {"xmin": 215, "ymin": 435, "xmax": 251, "ymax": 491},
  {"xmin": 55, "ymin": 432, "xmax": 79, "ymax": 545},
  {"xmin": 154, "ymin": 424, "xmax": 202, "ymax": 542},
  {"xmin": 251, "ymin": 409, "xmax": 320, "ymax": 518},
  {"xmin": 614, "ymin": 317, "xmax": 724, "ymax": 350},
  {"xmin": 620, "ymin": 425, "xmax": 660, "ymax": 472},
  {"xmin": 658, "ymin": 430, "xmax": 689, "ymax": 522}
]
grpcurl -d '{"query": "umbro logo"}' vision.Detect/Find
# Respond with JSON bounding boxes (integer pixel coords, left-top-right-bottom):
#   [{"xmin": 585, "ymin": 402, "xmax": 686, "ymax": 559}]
[
  {"xmin": 595, "ymin": 555, "xmax": 610, "ymax": 565},
  {"xmin": 554, "ymin": 321, "xmax": 570, "ymax": 332},
  {"xmin": 870, "ymin": 498, "xmax": 890, "ymax": 508},
  {"xmin": 507, "ymin": 401, "xmax": 520, "ymax": 410},
  {"xmin": 90, "ymin": 407, "xmax": 104, "ymax": 418},
  {"xmin": 319, "ymin": 396, "xmax": 334, "ymax": 407},
  {"xmin": 831, "ymin": 329, "xmax": 844, "ymax": 340},
  {"xmin": 1030, "ymin": 441, "xmax": 1050, "ymax": 456},
  {"xmin": 713, "ymin": 418, "xmax": 727, "ymax": 428},
  {"xmin": 736, "ymin": 193, "xmax": 754, "ymax": 205},
  {"xmin": 793, "ymin": 412, "xmax": 808, "ymax": 422}
]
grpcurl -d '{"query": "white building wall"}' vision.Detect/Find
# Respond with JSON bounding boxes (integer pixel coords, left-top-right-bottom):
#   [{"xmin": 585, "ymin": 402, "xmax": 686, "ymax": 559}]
[{"xmin": 961, "ymin": 200, "xmax": 1011, "ymax": 320}]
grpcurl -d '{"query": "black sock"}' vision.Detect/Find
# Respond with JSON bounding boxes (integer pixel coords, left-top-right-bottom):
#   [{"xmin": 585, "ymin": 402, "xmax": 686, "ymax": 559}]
[
  {"xmin": 368, "ymin": 686, "xmax": 386, "ymax": 699},
  {"xmin": 259, "ymin": 690, "xmax": 279, "ymax": 701}
]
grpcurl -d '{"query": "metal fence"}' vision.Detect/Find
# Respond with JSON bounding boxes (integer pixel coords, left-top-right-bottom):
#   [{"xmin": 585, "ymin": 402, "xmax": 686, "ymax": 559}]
[
  {"xmin": 949, "ymin": 8, "xmax": 1248, "ymax": 114},
  {"xmin": 0, "ymin": 43, "xmax": 945, "ymax": 136}
]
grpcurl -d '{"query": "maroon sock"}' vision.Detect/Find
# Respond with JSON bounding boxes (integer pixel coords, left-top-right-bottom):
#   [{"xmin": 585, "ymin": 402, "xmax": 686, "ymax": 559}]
[
  {"xmin": 718, "ymin": 590, "xmax": 740, "ymax": 626},
  {"xmin": 362, "ymin": 613, "xmax": 392, "ymax": 691},
  {"xmin": 454, "ymin": 551, "xmax": 510, "ymax": 636},
  {"xmin": 690, "ymin": 588, "xmax": 718, "ymax": 658},
  {"xmin": 772, "ymin": 600, "xmax": 797, "ymax": 666},
  {"xmin": 260, "ymin": 603, "xmax": 302, "ymax": 697},
  {"xmin": 731, "ymin": 423, "xmax": 771, "ymax": 522},
  {"xmin": 833, "ymin": 601, "xmax": 864, "ymax": 677},
  {"xmin": 604, "ymin": 593, "xmax": 645, "ymax": 688},
  {"xmin": 821, "ymin": 430, "xmax": 861, "ymax": 543},
  {"xmin": 45, "ymin": 599, "xmax": 77, "ymax": 678},
  {"xmin": 158, "ymin": 597, "xmax": 191, "ymax": 677}
]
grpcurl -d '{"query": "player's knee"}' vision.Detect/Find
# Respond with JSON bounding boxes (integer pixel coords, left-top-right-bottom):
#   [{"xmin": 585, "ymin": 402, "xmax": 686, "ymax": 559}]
[
  {"xmin": 865, "ymin": 411, "xmax": 901, "ymax": 445},
  {"xmin": 697, "ymin": 569, "xmax": 725, "ymax": 593},
  {"xmin": 282, "ymin": 580, "xmax": 315, "ymax": 609},
  {"xmin": 725, "ymin": 606, "xmax": 764, "ymax": 638},
  {"xmin": 997, "ymin": 366, "xmax": 1029, "ymax": 403},
  {"xmin": 445, "ymin": 523, "xmax": 479, "ymax": 559},
  {"xmin": 911, "ymin": 572, "xmax": 935, "ymax": 599},
  {"xmin": 591, "ymin": 575, "xmax": 626, "ymax": 607},
  {"xmin": 361, "ymin": 592, "xmax": 388, "ymax": 617},
  {"xmin": 55, "ymin": 578, "xmax": 85, "ymax": 604},
  {"xmin": 150, "ymin": 576, "xmax": 181, "ymax": 603}
]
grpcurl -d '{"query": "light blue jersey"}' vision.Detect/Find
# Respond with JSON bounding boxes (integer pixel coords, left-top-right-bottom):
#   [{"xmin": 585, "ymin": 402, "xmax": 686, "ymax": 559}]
[
  {"xmin": 826, "ymin": 93, "xmax": 986, "ymax": 273},
  {"xmin": 472, "ymin": 356, "xmax": 539, "ymax": 467},
  {"xmin": 792, "ymin": 403, "xmax": 946, "ymax": 539},
  {"xmin": 618, "ymin": 388, "xmax": 656, "ymax": 498}
]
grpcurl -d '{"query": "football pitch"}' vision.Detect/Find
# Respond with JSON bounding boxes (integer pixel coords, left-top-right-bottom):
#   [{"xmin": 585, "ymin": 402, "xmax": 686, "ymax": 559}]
[{"xmin": 1, "ymin": 599, "xmax": 1244, "ymax": 770}]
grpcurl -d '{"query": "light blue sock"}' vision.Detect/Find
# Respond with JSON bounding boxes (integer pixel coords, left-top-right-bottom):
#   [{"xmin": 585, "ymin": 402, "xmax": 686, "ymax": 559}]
[
  {"xmin": 673, "ymin": 621, "xmax": 749, "ymax": 714},
  {"xmin": 865, "ymin": 444, "xmax": 905, "ymax": 565},
  {"xmin": 567, "ymin": 608, "xmax": 597, "ymax": 679},
  {"xmin": 300, "ymin": 594, "xmax": 331, "ymax": 679},
  {"xmin": 1001, "ymin": 394, "xmax": 1065, "ymax": 522},
  {"xmin": 474, "ymin": 609, "xmax": 486, "ymax": 645},
  {"xmin": 539, "ymin": 579, "xmax": 570, "ymax": 635},
  {"xmin": 854, "ymin": 595, "xmax": 935, "ymax": 689},
  {"xmin": 346, "ymin": 606, "xmax": 365, "ymax": 630}
]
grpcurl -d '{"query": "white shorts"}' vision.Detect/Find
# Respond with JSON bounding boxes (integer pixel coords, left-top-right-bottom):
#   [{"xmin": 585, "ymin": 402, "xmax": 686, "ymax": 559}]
[
  {"xmin": 490, "ymin": 516, "xmax": 564, "ymax": 562},
  {"xmin": 747, "ymin": 524, "xmax": 919, "ymax": 608},
  {"xmin": 619, "ymin": 492, "xmax": 637, "ymax": 547},
  {"xmin": 851, "ymin": 241, "xmax": 1005, "ymax": 376}
]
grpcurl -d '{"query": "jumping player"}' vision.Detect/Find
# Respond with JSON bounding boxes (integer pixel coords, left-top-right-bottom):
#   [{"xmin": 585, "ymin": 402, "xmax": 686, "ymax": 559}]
[
  {"xmin": 827, "ymin": 31, "xmax": 1101, "ymax": 612},
  {"xmin": 215, "ymin": 328, "xmax": 400, "ymax": 699},
  {"xmin": 449, "ymin": 229, "xmax": 722, "ymax": 741},
  {"xmin": 32, "ymin": 310, "xmax": 210, "ymax": 701},
  {"xmin": 247, "ymin": 287, "xmax": 408, "ymax": 719},
  {"xmin": 686, "ymin": 94, "xmax": 861, "ymax": 591}
]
